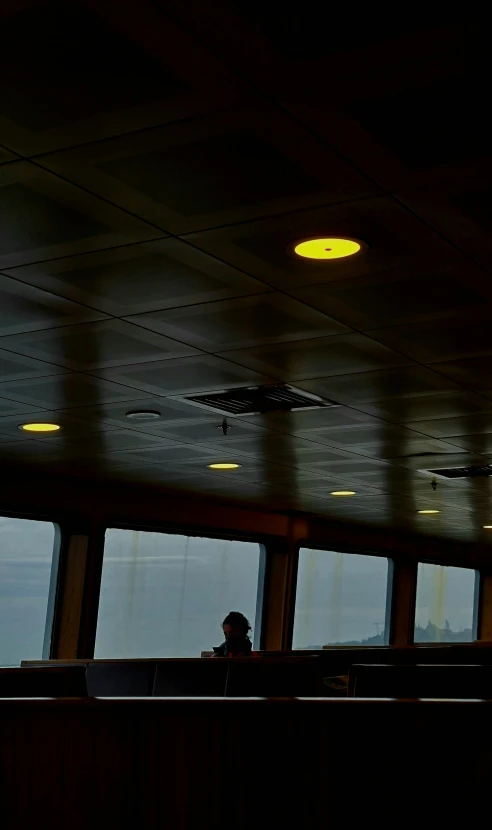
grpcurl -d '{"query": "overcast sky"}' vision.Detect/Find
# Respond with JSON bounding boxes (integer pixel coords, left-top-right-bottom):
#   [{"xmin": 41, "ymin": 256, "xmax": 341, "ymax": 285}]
[{"xmin": 0, "ymin": 518, "xmax": 477, "ymax": 665}]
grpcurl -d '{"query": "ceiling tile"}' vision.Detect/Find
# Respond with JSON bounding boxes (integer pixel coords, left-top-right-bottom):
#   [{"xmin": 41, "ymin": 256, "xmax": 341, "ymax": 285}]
[
  {"xmin": 427, "ymin": 356, "xmax": 492, "ymax": 391},
  {"xmin": 222, "ymin": 333, "xmax": 412, "ymax": 381},
  {"xmin": 0, "ymin": 319, "xmax": 199, "ymax": 371},
  {"xmin": 108, "ymin": 443, "xmax": 224, "ymax": 467},
  {"xmin": 297, "ymin": 365, "xmax": 460, "ymax": 406},
  {"xmin": 95, "ymin": 355, "xmax": 274, "ymax": 396},
  {"xmin": 38, "ymin": 104, "xmax": 374, "ymax": 233},
  {"xmin": 355, "ymin": 392, "xmax": 492, "ymax": 424},
  {"xmin": 183, "ymin": 197, "xmax": 467, "ymax": 289},
  {"xmin": 289, "ymin": 263, "xmax": 492, "ymax": 329},
  {"xmin": 0, "ymin": 161, "xmax": 158, "ymax": 269},
  {"xmin": 408, "ymin": 413, "xmax": 492, "ymax": 440},
  {"xmin": 3, "ymin": 238, "xmax": 270, "ymax": 316},
  {"xmin": 0, "ymin": 349, "xmax": 64, "ymax": 383},
  {"xmin": 0, "ymin": 273, "xmax": 107, "ymax": 335},
  {"xmin": 0, "ymin": 373, "xmax": 152, "ymax": 410},
  {"xmin": 370, "ymin": 315, "xmax": 492, "ymax": 364},
  {"xmin": 125, "ymin": 293, "xmax": 350, "ymax": 351},
  {"xmin": 38, "ymin": 429, "xmax": 175, "ymax": 455},
  {"xmin": 61, "ymin": 396, "xmax": 220, "ymax": 430},
  {"xmin": 0, "ymin": 0, "xmax": 245, "ymax": 155},
  {"xmin": 242, "ymin": 405, "xmax": 374, "ymax": 435}
]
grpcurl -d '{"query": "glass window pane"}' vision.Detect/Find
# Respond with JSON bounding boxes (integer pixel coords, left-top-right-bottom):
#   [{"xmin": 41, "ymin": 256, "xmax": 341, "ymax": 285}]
[
  {"xmin": 293, "ymin": 548, "xmax": 390, "ymax": 648},
  {"xmin": 95, "ymin": 529, "xmax": 262, "ymax": 657},
  {"xmin": 414, "ymin": 563, "xmax": 476, "ymax": 643},
  {"xmin": 0, "ymin": 517, "xmax": 56, "ymax": 666}
]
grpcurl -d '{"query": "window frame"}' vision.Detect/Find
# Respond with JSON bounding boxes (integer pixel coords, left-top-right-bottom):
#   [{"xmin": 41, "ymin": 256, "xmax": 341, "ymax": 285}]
[
  {"xmin": 290, "ymin": 541, "xmax": 394, "ymax": 650},
  {"xmin": 93, "ymin": 520, "xmax": 272, "ymax": 657},
  {"xmin": 412, "ymin": 559, "xmax": 480, "ymax": 645}
]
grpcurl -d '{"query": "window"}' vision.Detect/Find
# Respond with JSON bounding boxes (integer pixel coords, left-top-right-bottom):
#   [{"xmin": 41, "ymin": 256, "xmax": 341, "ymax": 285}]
[
  {"xmin": 95, "ymin": 529, "xmax": 264, "ymax": 658},
  {"xmin": 414, "ymin": 563, "xmax": 478, "ymax": 643},
  {"xmin": 0, "ymin": 517, "xmax": 58, "ymax": 666},
  {"xmin": 293, "ymin": 548, "xmax": 391, "ymax": 648}
]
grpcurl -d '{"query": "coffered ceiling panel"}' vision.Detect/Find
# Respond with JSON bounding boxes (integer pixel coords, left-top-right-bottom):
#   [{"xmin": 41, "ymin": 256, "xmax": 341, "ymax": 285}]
[
  {"xmin": 96, "ymin": 355, "xmax": 274, "ymax": 396},
  {"xmin": 183, "ymin": 197, "xmax": 466, "ymax": 289},
  {"xmin": 38, "ymin": 104, "xmax": 374, "ymax": 234},
  {"xmin": 355, "ymin": 392, "xmax": 492, "ymax": 424},
  {"xmin": 0, "ymin": 319, "xmax": 199, "ymax": 371},
  {"xmin": 63, "ymin": 396, "xmax": 221, "ymax": 430},
  {"xmin": 0, "ymin": 161, "xmax": 158, "ymax": 269},
  {"xmin": 125, "ymin": 293, "xmax": 350, "ymax": 351},
  {"xmin": 0, "ymin": 273, "xmax": 106, "ymax": 335},
  {"xmin": 0, "ymin": 349, "xmax": 65, "ymax": 383},
  {"xmin": 223, "ymin": 334, "xmax": 412, "ymax": 381},
  {"xmin": 4, "ymin": 238, "xmax": 269, "ymax": 317},
  {"xmin": 297, "ymin": 366, "xmax": 460, "ymax": 407},
  {"xmin": 241, "ymin": 405, "xmax": 374, "ymax": 435},
  {"xmin": 0, "ymin": 0, "xmax": 246, "ymax": 155},
  {"xmin": 288, "ymin": 263, "xmax": 492, "ymax": 329},
  {"xmin": 408, "ymin": 413, "xmax": 492, "ymax": 441},
  {"xmin": 0, "ymin": 373, "xmax": 151, "ymax": 410},
  {"xmin": 427, "ymin": 356, "xmax": 492, "ymax": 391},
  {"xmin": 370, "ymin": 315, "xmax": 492, "ymax": 365}
]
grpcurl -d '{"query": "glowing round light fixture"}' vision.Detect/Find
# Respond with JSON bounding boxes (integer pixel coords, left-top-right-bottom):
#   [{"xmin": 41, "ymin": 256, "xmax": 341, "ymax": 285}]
[
  {"xmin": 418, "ymin": 509, "xmax": 440, "ymax": 514},
  {"xmin": 207, "ymin": 463, "xmax": 241, "ymax": 470},
  {"xmin": 331, "ymin": 490, "xmax": 356, "ymax": 496},
  {"xmin": 483, "ymin": 526, "xmax": 492, "ymax": 529},
  {"xmin": 19, "ymin": 423, "xmax": 61, "ymax": 433},
  {"xmin": 293, "ymin": 237, "xmax": 363, "ymax": 260}
]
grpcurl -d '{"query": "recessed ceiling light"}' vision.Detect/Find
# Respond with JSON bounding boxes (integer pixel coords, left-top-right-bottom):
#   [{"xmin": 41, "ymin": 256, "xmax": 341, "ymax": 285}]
[
  {"xmin": 483, "ymin": 526, "xmax": 492, "ymax": 529},
  {"xmin": 418, "ymin": 509, "xmax": 440, "ymax": 514},
  {"xmin": 207, "ymin": 463, "xmax": 241, "ymax": 470},
  {"xmin": 331, "ymin": 490, "xmax": 356, "ymax": 496},
  {"xmin": 292, "ymin": 237, "xmax": 363, "ymax": 260},
  {"xmin": 126, "ymin": 410, "xmax": 161, "ymax": 421},
  {"xmin": 19, "ymin": 423, "xmax": 61, "ymax": 433}
]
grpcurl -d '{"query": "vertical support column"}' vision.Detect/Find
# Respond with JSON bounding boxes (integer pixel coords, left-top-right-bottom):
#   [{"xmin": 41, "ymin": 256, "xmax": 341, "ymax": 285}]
[
  {"xmin": 261, "ymin": 538, "xmax": 290, "ymax": 651},
  {"xmin": 477, "ymin": 572, "xmax": 492, "ymax": 641},
  {"xmin": 390, "ymin": 559, "xmax": 418, "ymax": 646},
  {"xmin": 51, "ymin": 533, "xmax": 89, "ymax": 659},
  {"xmin": 77, "ymin": 523, "xmax": 106, "ymax": 658}
]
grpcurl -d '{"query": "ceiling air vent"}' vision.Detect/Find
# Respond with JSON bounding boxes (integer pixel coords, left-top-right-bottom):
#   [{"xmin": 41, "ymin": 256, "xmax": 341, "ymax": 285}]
[
  {"xmin": 175, "ymin": 384, "xmax": 339, "ymax": 416},
  {"xmin": 428, "ymin": 464, "xmax": 492, "ymax": 479}
]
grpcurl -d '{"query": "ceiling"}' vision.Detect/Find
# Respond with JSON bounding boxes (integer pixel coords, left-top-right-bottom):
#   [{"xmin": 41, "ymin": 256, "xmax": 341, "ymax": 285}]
[{"xmin": 1, "ymin": 2, "xmax": 492, "ymax": 541}]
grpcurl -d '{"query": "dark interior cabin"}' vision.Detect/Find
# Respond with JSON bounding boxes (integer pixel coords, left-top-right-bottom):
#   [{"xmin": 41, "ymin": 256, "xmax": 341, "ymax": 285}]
[{"xmin": 1, "ymin": 5, "xmax": 492, "ymax": 827}]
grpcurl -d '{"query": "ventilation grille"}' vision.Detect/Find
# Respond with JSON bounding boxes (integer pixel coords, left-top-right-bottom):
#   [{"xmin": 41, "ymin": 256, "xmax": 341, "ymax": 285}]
[
  {"xmin": 429, "ymin": 464, "xmax": 492, "ymax": 479},
  {"xmin": 177, "ymin": 384, "xmax": 338, "ymax": 416}
]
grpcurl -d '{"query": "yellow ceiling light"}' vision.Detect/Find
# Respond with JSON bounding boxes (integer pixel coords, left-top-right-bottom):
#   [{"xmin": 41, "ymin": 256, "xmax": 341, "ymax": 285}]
[
  {"xmin": 293, "ymin": 237, "xmax": 363, "ymax": 260},
  {"xmin": 418, "ymin": 509, "xmax": 440, "ymax": 514},
  {"xmin": 207, "ymin": 463, "xmax": 241, "ymax": 470},
  {"xmin": 19, "ymin": 423, "xmax": 61, "ymax": 433},
  {"xmin": 331, "ymin": 490, "xmax": 356, "ymax": 496},
  {"xmin": 483, "ymin": 526, "xmax": 492, "ymax": 529}
]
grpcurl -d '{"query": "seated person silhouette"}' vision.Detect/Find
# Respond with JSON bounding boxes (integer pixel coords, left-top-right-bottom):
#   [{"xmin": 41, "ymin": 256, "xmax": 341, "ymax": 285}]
[{"xmin": 213, "ymin": 611, "xmax": 252, "ymax": 657}]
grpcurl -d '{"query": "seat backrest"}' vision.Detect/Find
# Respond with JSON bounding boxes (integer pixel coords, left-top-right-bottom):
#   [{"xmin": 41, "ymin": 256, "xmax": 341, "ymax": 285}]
[
  {"xmin": 153, "ymin": 659, "xmax": 229, "ymax": 696},
  {"xmin": 225, "ymin": 657, "xmax": 322, "ymax": 697},
  {"xmin": 0, "ymin": 667, "xmax": 87, "ymax": 697},
  {"xmin": 86, "ymin": 662, "xmax": 156, "ymax": 696},
  {"xmin": 348, "ymin": 663, "xmax": 492, "ymax": 698}
]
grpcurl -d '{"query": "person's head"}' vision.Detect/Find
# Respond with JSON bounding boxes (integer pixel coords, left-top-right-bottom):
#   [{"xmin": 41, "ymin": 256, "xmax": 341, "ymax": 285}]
[{"xmin": 222, "ymin": 611, "xmax": 251, "ymax": 641}]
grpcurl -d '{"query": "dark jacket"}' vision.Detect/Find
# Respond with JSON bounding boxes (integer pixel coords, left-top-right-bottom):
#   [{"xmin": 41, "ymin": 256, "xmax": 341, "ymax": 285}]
[{"xmin": 213, "ymin": 636, "xmax": 252, "ymax": 657}]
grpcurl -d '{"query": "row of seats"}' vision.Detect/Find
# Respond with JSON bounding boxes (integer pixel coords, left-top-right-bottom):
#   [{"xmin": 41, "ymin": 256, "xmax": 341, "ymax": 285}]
[
  {"xmin": 348, "ymin": 663, "xmax": 492, "ymax": 698},
  {"xmin": 9, "ymin": 657, "xmax": 323, "ymax": 697}
]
